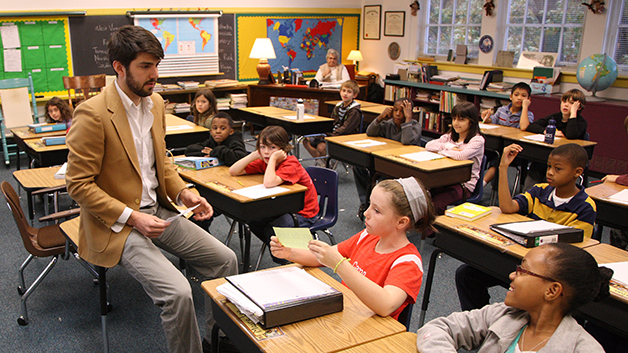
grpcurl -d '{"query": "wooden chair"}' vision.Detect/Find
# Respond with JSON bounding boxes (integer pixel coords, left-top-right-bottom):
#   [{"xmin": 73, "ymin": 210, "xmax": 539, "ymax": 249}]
[
  {"xmin": 0, "ymin": 73, "xmax": 40, "ymax": 166},
  {"xmin": 62, "ymin": 74, "xmax": 106, "ymax": 108}
]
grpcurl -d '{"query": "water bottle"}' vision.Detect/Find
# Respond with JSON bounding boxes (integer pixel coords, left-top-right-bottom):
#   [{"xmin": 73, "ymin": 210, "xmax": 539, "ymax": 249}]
[
  {"xmin": 296, "ymin": 98, "xmax": 305, "ymax": 121},
  {"xmin": 544, "ymin": 118, "xmax": 556, "ymax": 144}
]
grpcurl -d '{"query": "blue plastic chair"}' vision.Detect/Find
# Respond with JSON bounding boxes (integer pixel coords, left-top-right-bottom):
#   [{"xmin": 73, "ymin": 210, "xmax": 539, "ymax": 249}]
[
  {"xmin": 397, "ymin": 303, "xmax": 414, "ymax": 331},
  {"xmin": 453, "ymin": 154, "xmax": 488, "ymax": 205},
  {"xmin": 306, "ymin": 166, "xmax": 339, "ymax": 244},
  {"xmin": 0, "ymin": 73, "xmax": 40, "ymax": 166}
]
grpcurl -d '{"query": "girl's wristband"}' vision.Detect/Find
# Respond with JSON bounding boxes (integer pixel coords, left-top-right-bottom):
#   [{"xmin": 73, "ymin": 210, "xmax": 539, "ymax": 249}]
[{"xmin": 333, "ymin": 257, "xmax": 350, "ymax": 273}]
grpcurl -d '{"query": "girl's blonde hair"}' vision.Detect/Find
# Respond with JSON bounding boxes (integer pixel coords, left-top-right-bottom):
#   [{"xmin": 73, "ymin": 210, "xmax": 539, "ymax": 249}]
[{"xmin": 375, "ymin": 179, "xmax": 436, "ymax": 232}]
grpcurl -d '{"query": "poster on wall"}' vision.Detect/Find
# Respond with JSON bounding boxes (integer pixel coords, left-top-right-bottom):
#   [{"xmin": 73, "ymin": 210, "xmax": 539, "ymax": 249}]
[{"xmin": 135, "ymin": 17, "xmax": 219, "ymax": 77}]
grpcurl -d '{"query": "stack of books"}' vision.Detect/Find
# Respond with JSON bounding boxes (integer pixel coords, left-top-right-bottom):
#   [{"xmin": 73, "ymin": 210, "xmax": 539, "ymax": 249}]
[
  {"xmin": 227, "ymin": 93, "xmax": 248, "ymax": 109},
  {"xmin": 177, "ymin": 81, "xmax": 200, "ymax": 89},
  {"xmin": 487, "ymin": 82, "xmax": 514, "ymax": 92},
  {"xmin": 174, "ymin": 102, "xmax": 191, "ymax": 114},
  {"xmin": 204, "ymin": 79, "xmax": 240, "ymax": 89},
  {"xmin": 161, "ymin": 84, "xmax": 183, "ymax": 91},
  {"xmin": 216, "ymin": 97, "xmax": 231, "ymax": 110},
  {"xmin": 165, "ymin": 102, "xmax": 177, "ymax": 114}
]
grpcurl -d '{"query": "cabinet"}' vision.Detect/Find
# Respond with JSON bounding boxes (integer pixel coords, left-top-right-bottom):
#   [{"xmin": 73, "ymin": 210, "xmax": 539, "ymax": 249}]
[{"xmin": 383, "ymin": 80, "xmax": 510, "ymax": 137}]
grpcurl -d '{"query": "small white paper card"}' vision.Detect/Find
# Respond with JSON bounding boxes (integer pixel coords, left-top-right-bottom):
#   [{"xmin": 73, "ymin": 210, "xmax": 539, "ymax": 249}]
[
  {"xmin": 281, "ymin": 115, "xmax": 315, "ymax": 120},
  {"xmin": 232, "ymin": 184, "xmax": 289, "ymax": 199},
  {"xmin": 607, "ymin": 189, "xmax": 628, "ymax": 205},
  {"xmin": 346, "ymin": 139, "xmax": 387, "ymax": 148},
  {"xmin": 165, "ymin": 204, "xmax": 200, "ymax": 223},
  {"xmin": 523, "ymin": 134, "xmax": 562, "ymax": 142},
  {"xmin": 400, "ymin": 151, "xmax": 445, "ymax": 162},
  {"xmin": 479, "ymin": 123, "xmax": 499, "ymax": 130},
  {"xmin": 273, "ymin": 227, "xmax": 313, "ymax": 249}
]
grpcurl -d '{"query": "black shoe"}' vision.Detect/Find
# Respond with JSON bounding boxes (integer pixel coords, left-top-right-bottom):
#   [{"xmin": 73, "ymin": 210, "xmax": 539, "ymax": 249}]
[{"xmin": 203, "ymin": 337, "xmax": 240, "ymax": 353}]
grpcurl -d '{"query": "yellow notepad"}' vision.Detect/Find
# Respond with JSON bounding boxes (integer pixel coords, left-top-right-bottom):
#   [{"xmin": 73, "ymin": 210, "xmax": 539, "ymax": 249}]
[
  {"xmin": 273, "ymin": 227, "xmax": 313, "ymax": 249},
  {"xmin": 445, "ymin": 202, "xmax": 492, "ymax": 221}
]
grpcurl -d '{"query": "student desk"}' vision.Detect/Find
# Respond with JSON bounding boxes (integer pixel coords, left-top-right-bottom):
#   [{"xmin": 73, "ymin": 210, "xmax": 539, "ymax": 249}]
[
  {"xmin": 372, "ymin": 146, "xmax": 474, "ymax": 189},
  {"xmin": 10, "ymin": 116, "xmax": 210, "ymax": 169},
  {"xmin": 164, "ymin": 113, "xmax": 209, "ymax": 149},
  {"xmin": 335, "ymin": 332, "xmax": 418, "ymax": 353},
  {"xmin": 202, "ymin": 266, "xmax": 406, "ymax": 353},
  {"xmin": 586, "ymin": 182, "xmax": 628, "ymax": 239},
  {"xmin": 580, "ymin": 243, "xmax": 628, "ymax": 336},
  {"xmin": 325, "ymin": 134, "xmax": 405, "ymax": 171},
  {"xmin": 325, "ymin": 100, "xmax": 388, "ymax": 125},
  {"xmin": 420, "ymin": 207, "xmax": 599, "ymax": 327},
  {"xmin": 478, "ymin": 124, "xmax": 522, "ymax": 153},
  {"xmin": 501, "ymin": 131, "xmax": 597, "ymax": 162},
  {"xmin": 13, "ymin": 166, "xmax": 65, "ymax": 222},
  {"xmin": 176, "ymin": 165, "xmax": 307, "ymax": 272}
]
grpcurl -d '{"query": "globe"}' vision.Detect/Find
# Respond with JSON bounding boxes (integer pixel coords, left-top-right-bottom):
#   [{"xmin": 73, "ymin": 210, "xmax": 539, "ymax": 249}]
[{"xmin": 576, "ymin": 54, "xmax": 618, "ymax": 96}]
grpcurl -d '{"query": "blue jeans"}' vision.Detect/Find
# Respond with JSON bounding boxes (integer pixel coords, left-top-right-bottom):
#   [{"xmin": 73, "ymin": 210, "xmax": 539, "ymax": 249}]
[{"xmin": 248, "ymin": 213, "xmax": 317, "ymax": 264}]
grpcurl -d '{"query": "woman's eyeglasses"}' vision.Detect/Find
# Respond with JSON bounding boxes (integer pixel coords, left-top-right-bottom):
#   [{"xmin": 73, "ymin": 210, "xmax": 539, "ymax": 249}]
[{"xmin": 515, "ymin": 265, "xmax": 558, "ymax": 283}]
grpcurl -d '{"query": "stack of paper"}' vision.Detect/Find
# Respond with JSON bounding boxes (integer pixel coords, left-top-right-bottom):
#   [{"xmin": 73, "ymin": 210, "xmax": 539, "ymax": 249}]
[
  {"xmin": 227, "ymin": 93, "xmax": 248, "ymax": 109},
  {"xmin": 216, "ymin": 98, "xmax": 231, "ymax": 111},
  {"xmin": 54, "ymin": 162, "xmax": 67, "ymax": 179},
  {"xmin": 446, "ymin": 202, "xmax": 492, "ymax": 221}
]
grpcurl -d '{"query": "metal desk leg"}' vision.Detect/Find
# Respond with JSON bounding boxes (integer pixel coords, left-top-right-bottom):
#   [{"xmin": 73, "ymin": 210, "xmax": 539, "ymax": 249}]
[
  {"xmin": 97, "ymin": 266, "xmax": 109, "ymax": 353},
  {"xmin": 211, "ymin": 323, "xmax": 220, "ymax": 353},
  {"xmin": 240, "ymin": 223, "xmax": 251, "ymax": 273},
  {"xmin": 418, "ymin": 249, "xmax": 443, "ymax": 328}
]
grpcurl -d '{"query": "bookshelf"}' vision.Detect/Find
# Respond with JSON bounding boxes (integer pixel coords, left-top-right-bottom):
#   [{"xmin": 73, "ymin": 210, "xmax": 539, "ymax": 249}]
[{"xmin": 383, "ymin": 79, "xmax": 510, "ymax": 137}]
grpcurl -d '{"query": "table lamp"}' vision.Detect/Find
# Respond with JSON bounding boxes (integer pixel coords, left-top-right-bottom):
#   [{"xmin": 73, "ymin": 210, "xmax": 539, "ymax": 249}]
[
  {"xmin": 249, "ymin": 38, "xmax": 276, "ymax": 85},
  {"xmin": 346, "ymin": 50, "xmax": 363, "ymax": 79}
]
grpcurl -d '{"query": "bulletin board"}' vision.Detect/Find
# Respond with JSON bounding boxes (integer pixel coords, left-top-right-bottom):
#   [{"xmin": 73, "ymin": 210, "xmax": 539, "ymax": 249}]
[
  {"xmin": 236, "ymin": 13, "xmax": 359, "ymax": 81},
  {"xmin": 0, "ymin": 17, "xmax": 73, "ymax": 95}
]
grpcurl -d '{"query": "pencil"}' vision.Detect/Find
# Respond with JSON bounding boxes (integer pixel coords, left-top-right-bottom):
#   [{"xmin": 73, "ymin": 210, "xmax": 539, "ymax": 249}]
[
  {"xmin": 237, "ymin": 180, "xmax": 244, "ymax": 186},
  {"xmin": 590, "ymin": 180, "xmax": 604, "ymax": 184}
]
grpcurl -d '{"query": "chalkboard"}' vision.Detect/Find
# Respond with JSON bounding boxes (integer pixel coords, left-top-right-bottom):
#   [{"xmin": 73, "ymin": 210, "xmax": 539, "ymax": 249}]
[
  {"xmin": 69, "ymin": 15, "xmax": 132, "ymax": 76},
  {"xmin": 216, "ymin": 13, "xmax": 236, "ymax": 80}
]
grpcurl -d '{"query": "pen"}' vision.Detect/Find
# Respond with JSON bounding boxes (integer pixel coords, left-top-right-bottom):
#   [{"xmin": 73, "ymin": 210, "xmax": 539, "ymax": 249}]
[{"xmin": 590, "ymin": 180, "xmax": 604, "ymax": 184}]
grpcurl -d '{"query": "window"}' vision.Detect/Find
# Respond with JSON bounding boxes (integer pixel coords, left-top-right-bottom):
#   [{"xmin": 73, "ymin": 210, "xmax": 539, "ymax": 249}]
[
  {"xmin": 607, "ymin": 0, "xmax": 628, "ymax": 66},
  {"xmin": 505, "ymin": 0, "xmax": 586, "ymax": 64},
  {"xmin": 425, "ymin": 0, "xmax": 483, "ymax": 57}
]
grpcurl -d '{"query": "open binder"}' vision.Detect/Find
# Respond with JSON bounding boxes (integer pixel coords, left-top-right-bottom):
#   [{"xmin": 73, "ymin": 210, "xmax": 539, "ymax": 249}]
[
  {"xmin": 490, "ymin": 220, "xmax": 584, "ymax": 248},
  {"xmin": 223, "ymin": 267, "xmax": 343, "ymax": 328}
]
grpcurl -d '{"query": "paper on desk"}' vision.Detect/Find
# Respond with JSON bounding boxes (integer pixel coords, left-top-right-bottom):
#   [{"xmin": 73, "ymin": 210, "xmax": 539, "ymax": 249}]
[
  {"xmin": 217, "ymin": 283, "xmax": 263, "ymax": 323},
  {"xmin": 606, "ymin": 189, "xmax": 628, "ymax": 205},
  {"xmin": 232, "ymin": 184, "xmax": 289, "ymax": 199},
  {"xmin": 226, "ymin": 267, "xmax": 338, "ymax": 308},
  {"xmin": 166, "ymin": 125, "xmax": 194, "ymax": 132},
  {"xmin": 601, "ymin": 262, "xmax": 628, "ymax": 286},
  {"xmin": 479, "ymin": 123, "xmax": 499, "ymax": 130},
  {"xmin": 281, "ymin": 115, "xmax": 315, "ymax": 120},
  {"xmin": 273, "ymin": 227, "xmax": 313, "ymax": 249},
  {"xmin": 164, "ymin": 204, "xmax": 200, "ymax": 223},
  {"xmin": 346, "ymin": 139, "xmax": 387, "ymax": 148},
  {"xmin": 54, "ymin": 162, "xmax": 67, "ymax": 179},
  {"xmin": 400, "ymin": 151, "xmax": 445, "ymax": 162},
  {"xmin": 498, "ymin": 220, "xmax": 569, "ymax": 234},
  {"xmin": 523, "ymin": 134, "xmax": 562, "ymax": 142}
]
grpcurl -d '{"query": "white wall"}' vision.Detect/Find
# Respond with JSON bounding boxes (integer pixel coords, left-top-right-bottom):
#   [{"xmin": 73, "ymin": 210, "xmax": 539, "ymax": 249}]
[{"xmin": 4, "ymin": 0, "xmax": 361, "ymax": 10}]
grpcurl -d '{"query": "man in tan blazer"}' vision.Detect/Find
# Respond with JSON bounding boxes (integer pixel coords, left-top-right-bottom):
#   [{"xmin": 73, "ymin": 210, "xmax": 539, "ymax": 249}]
[{"xmin": 66, "ymin": 25, "xmax": 237, "ymax": 353}]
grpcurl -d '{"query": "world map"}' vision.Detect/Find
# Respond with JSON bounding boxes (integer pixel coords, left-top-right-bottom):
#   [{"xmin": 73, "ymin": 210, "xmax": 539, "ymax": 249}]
[
  {"xmin": 137, "ymin": 17, "xmax": 217, "ymax": 55},
  {"xmin": 266, "ymin": 18, "xmax": 343, "ymax": 74}
]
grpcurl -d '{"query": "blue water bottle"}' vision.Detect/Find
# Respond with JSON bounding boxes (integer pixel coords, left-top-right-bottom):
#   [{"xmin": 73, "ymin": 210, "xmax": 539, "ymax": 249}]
[{"xmin": 544, "ymin": 118, "xmax": 556, "ymax": 144}]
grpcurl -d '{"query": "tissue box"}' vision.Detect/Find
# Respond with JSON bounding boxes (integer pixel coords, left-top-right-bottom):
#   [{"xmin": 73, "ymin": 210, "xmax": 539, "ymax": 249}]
[{"xmin": 530, "ymin": 82, "xmax": 560, "ymax": 94}]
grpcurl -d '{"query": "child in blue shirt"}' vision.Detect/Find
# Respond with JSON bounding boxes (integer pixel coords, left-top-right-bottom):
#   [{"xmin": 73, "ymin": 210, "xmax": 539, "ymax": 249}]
[{"xmin": 482, "ymin": 82, "xmax": 534, "ymax": 186}]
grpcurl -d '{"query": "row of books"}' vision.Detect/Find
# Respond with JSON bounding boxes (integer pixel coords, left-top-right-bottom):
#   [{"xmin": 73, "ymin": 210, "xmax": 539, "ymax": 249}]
[
  {"xmin": 439, "ymin": 92, "xmax": 467, "ymax": 114},
  {"xmin": 384, "ymin": 85, "xmax": 411, "ymax": 102},
  {"xmin": 419, "ymin": 109, "xmax": 449, "ymax": 133},
  {"xmin": 153, "ymin": 79, "xmax": 242, "ymax": 92}
]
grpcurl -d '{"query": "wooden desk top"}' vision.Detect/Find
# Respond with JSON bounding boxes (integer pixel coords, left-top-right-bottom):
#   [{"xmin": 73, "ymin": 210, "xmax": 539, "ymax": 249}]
[
  {"xmin": 335, "ymin": 332, "xmax": 418, "ymax": 353},
  {"xmin": 13, "ymin": 166, "xmax": 65, "ymax": 189},
  {"xmin": 584, "ymin": 243, "xmax": 628, "ymax": 305},
  {"xmin": 325, "ymin": 134, "xmax": 405, "ymax": 153},
  {"xmin": 502, "ymin": 130, "xmax": 597, "ymax": 149},
  {"xmin": 60, "ymin": 216, "xmax": 80, "ymax": 246},
  {"xmin": 24, "ymin": 138, "xmax": 68, "ymax": 152},
  {"xmin": 361, "ymin": 105, "xmax": 391, "ymax": 115},
  {"xmin": 326, "ymin": 99, "xmax": 382, "ymax": 108},
  {"xmin": 240, "ymin": 106, "xmax": 334, "ymax": 123},
  {"xmin": 177, "ymin": 165, "xmax": 307, "ymax": 204},
  {"xmin": 165, "ymin": 114, "xmax": 209, "ymax": 134},
  {"xmin": 10, "ymin": 126, "xmax": 66, "ymax": 140},
  {"xmin": 202, "ymin": 266, "xmax": 405, "ymax": 353},
  {"xmin": 586, "ymin": 182, "xmax": 628, "ymax": 208},
  {"xmin": 373, "ymin": 146, "xmax": 474, "ymax": 172},
  {"xmin": 478, "ymin": 123, "xmax": 523, "ymax": 137},
  {"xmin": 435, "ymin": 207, "xmax": 599, "ymax": 259}
]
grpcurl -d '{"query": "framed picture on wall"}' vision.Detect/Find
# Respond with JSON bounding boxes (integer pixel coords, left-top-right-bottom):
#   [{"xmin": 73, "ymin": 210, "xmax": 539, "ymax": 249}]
[
  {"xmin": 363, "ymin": 5, "xmax": 381, "ymax": 40},
  {"xmin": 384, "ymin": 11, "xmax": 405, "ymax": 37}
]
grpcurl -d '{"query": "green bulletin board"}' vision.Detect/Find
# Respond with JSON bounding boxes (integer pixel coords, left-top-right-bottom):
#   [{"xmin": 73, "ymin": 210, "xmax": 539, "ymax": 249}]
[{"xmin": 0, "ymin": 17, "xmax": 72, "ymax": 95}]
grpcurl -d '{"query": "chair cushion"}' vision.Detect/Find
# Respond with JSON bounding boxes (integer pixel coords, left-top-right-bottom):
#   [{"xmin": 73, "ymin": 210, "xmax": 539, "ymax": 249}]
[{"xmin": 36, "ymin": 225, "xmax": 67, "ymax": 249}]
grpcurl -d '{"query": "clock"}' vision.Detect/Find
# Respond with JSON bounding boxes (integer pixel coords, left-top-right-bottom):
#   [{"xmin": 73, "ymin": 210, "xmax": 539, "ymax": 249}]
[{"xmin": 479, "ymin": 35, "xmax": 494, "ymax": 54}]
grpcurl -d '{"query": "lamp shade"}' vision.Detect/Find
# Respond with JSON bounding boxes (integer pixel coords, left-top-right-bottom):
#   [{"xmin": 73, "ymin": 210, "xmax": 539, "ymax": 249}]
[
  {"xmin": 346, "ymin": 50, "xmax": 363, "ymax": 62},
  {"xmin": 249, "ymin": 38, "xmax": 276, "ymax": 59}
]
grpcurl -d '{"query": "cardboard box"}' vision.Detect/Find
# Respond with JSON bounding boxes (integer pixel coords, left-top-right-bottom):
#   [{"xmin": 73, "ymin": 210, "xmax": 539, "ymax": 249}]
[{"xmin": 530, "ymin": 82, "xmax": 560, "ymax": 94}]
